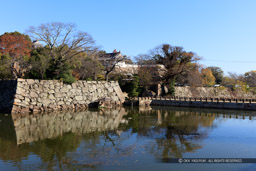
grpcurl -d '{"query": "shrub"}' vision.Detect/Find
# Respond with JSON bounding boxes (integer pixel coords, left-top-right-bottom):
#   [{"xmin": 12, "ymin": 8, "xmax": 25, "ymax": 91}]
[{"xmin": 129, "ymin": 76, "xmax": 140, "ymax": 97}]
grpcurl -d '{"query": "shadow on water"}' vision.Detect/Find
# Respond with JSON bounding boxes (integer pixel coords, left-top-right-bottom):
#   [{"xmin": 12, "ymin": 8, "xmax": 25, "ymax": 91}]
[{"xmin": 0, "ymin": 106, "xmax": 256, "ymax": 170}]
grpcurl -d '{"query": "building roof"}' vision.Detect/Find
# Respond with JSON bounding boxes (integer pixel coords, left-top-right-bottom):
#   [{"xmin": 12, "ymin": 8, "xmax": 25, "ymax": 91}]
[
  {"xmin": 98, "ymin": 50, "xmax": 123, "ymax": 60},
  {"xmin": 32, "ymin": 40, "xmax": 43, "ymax": 49},
  {"xmin": 99, "ymin": 52, "xmax": 121, "ymax": 59}
]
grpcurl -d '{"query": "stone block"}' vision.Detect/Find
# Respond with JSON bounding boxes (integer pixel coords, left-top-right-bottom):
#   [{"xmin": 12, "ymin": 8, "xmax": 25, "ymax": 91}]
[
  {"xmin": 14, "ymin": 99, "xmax": 21, "ymax": 103},
  {"xmin": 24, "ymin": 97, "xmax": 30, "ymax": 102},
  {"xmin": 72, "ymin": 83, "xmax": 77, "ymax": 88},
  {"xmin": 82, "ymin": 87, "xmax": 88, "ymax": 93},
  {"xmin": 114, "ymin": 85, "xmax": 125, "ymax": 103},
  {"xmin": 57, "ymin": 101, "xmax": 65, "ymax": 105},
  {"xmin": 40, "ymin": 93, "xmax": 48, "ymax": 98},
  {"xmin": 55, "ymin": 93, "xmax": 63, "ymax": 98},
  {"xmin": 27, "ymin": 79, "xmax": 35, "ymax": 85},
  {"xmin": 42, "ymin": 99, "xmax": 51, "ymax": 106},
  {"xmin": 17, "ymin": 78, "xmax": 26, "ymax": 82},
  {"xmin": 75, "ymin": 96, "xmax": 83, "ymax": 101},
  {"xmin": 48, "ymin": 94, "xmax": 55, "ymax": 100},
  {"xmin": 15, "ymin": 94, "xmax": 24, "ymax": 100},
  {"xmin": 14, "ymin": 102, "xmax": 27, "ymax": 107},
  {"xmin": 49, "ymin": 85, "xmax": 55, "ymax": 90},
  {"xmin": 33, "ymin": 84, "xmax": 39, "ymax": 89},
  {"xmin": 108, "ymin": 87, "xmax": 114, "ymax": 92},
  {"xmin": 48, "ymin": 90, "xmax": 55, "ymax": 94},
  {"xmin": 30, "ymin": 91, "xmax": 38, "ymax": 98},
  {"xmin": 16, "ymin": 87, "xmax": 26, "ymax": 96},
  {"xmin": 31, "ymin": 101, "xmax": 37, "ymax": 105},
  {"xmin": 67, "ymin": 85, "xmax": 72, "ymax": 89},
  {"xmin": 60, "ymin": 87, "xmax": 68, "ymax": 93}
]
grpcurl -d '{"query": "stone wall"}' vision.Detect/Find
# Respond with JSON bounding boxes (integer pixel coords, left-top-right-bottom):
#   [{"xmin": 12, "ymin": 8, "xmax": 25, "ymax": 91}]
[
  {"xmin": 174, "ymin": 86, "xmax": 256, "ymax": 98},
  {"xmin": 0, "ymin": 79, "xmax": 125, "ymax": 114}
]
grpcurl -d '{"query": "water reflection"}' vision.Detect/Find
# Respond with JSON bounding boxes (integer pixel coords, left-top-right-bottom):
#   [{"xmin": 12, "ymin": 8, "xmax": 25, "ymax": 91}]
[
  {"xmin": 12, "ymin": 108, "xmax": 127, "ymax": 144},
  {"xmin": 124, "ymin": 107, "xmax": 216, "ymax": 159},
  {"xmin": 0, "ymin": 108, "xmax": 127, "ymax": 167},
  {"xmin": 0, "ymin": 107, "xmax": 255, "ymax": 170}
]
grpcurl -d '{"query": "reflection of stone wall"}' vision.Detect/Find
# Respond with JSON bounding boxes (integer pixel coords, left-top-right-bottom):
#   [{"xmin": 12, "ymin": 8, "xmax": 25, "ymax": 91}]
[
  {"xmin": 0, "ymin": 80, "xmax": 17, "ymax": 113},
  {"xmin": 9, "ymin": 79, "xmax": 125, "ymax": 114},
  {"xmin": 12, "ymin": 108, "xmax": 127, "ymax": 144}
]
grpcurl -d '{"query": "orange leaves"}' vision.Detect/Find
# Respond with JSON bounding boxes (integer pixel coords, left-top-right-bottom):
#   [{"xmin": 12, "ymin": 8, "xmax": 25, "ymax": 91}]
[
  {"xmin": 0, "ymin": 32, "xmax": 32, "ymax": 58},
  {"xmin": 201, "ymin": 68, "xmax": 215, "ymax": 86}
]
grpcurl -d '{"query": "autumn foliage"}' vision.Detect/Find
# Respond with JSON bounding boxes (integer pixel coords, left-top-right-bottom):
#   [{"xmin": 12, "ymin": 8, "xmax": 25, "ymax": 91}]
[
  {"xmin": 201, "ymin": 68, "xmax": 216, "ymax": 86},
  {"xmin": 0, "ymin": 32, "xmax": 32, "ymax": 58}
]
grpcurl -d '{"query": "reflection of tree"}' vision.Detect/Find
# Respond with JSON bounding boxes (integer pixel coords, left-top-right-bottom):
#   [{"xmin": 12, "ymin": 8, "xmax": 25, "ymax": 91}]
[
  {"xmin": 123, "ymin": 107, "xmax": 216, "ymax": 158},
  {"xmin": 0, "ymin": 131, "xmax": 82, "ymax": 170},
  {"xmin": 30, "ymin": 133, "xmax": 82, "ymax": 162},
  {"xmin": 154, "ymin": 110, "xmax": 215, "ymax": 158}
]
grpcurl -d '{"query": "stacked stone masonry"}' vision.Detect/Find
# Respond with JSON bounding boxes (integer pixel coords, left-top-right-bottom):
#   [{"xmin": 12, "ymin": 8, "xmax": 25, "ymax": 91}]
[{"xmin": 1, "ymin": 79, "xmax": 125, "ymax": 114}]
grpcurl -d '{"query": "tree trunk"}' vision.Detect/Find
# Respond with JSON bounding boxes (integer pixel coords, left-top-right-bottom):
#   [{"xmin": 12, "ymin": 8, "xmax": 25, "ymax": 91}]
[{"xmin": 105, "ymin": 72, "xmax": 109, "ymax": 82}]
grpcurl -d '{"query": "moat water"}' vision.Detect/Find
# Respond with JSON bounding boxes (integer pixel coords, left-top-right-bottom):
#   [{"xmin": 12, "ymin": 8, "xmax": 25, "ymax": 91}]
[{"xmin": 0, "ymin": 106, "xmax": 256, "ymax": 171}]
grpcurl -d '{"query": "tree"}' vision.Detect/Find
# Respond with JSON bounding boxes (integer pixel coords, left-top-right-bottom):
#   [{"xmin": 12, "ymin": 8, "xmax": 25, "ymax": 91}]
[
  {"xmin": 0, "ymin": 53, "xmax": 12, "ymax": 79},
  {"xmin": 0, "ymin": 31, "xmax": 32, "ymax": 78},
  {"xmin": 26, "ymin": 22, "xmax": 96, "ymax": 83},
  {"xmin": 129, "ymin": 75, "xmax": 140, "ymax": 97},
  {"xmin": 207, "ymin": 66, "xmax": 224, "ymax": 84},
  {"xmin": 221, "ymin": 76, "xmax": 236, "ymax": 88},
  {"xmin": 176, "ymin": 63, "xmax": 202, "ymax": 87},
  {"xmin": 201, "ymin": 68, "xmax": 215, "ymax": 86},
  {"xmin": 0, "ymin": 31, "xmax": 32, "ymax": 58},
  {"xmin": 135, "ymin": 54, "xmax": 155, "ymax": 65},
  {"xmin": 221, "ymin": 72, "xmax": 248, "ymax": 92},
  {"xmin": 150, "ymin": 44, "xmax": 200, "ymax": 91},
  {"xmin": 244, "ymin": 70, "xmax": 256, "ymax": 87},
  {"xmin": 73, "ymin": 54, "xmax": 104, "ymax": 80},
  {"xmin": 25, "ymin": 47, "xmax": 51, "ymax": 79},
  {"xmin": 221, "ymin": 72, "xmax": 246, "ymax": 87},
  {"xmin": 138, "ymin": 65, "xmax": 153, "ymax": 92}
]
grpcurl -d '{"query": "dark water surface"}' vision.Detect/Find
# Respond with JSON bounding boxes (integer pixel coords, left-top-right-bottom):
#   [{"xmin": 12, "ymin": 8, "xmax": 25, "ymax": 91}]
[{"xmin": 0, "ymin": 106, "xmax": 256, "ymax": 171}]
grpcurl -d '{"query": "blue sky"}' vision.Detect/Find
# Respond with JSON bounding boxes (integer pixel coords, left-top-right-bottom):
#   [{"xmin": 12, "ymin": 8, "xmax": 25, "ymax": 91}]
[{"xmin": 1, "ymin": 0, "xmax": 256, "ymax": 75}]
